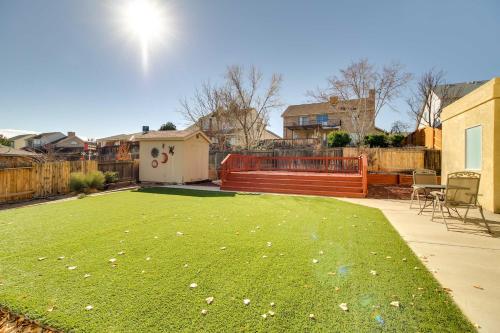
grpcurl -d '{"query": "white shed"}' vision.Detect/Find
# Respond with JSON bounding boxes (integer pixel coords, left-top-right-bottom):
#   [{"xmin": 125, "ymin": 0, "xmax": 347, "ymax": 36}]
[{"xmin": 136, "ymin": 130, "xmax": 210, "ymax": 184}]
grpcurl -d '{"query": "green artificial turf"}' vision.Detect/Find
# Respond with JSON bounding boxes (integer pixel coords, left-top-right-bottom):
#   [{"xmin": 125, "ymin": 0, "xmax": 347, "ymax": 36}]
[{"xmin": 0, "ymin": 188, "xmax": 475, "ymax": 332}]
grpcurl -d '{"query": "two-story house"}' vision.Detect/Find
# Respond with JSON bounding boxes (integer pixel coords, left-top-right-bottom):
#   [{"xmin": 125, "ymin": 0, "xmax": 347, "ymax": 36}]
[
  {"xmin": 186, "ymin": 110, "xmax": 280, "ymax": 148},
  {"xmin": 282, "ymin": 90, "xmax": 379, "ymax": 144}
]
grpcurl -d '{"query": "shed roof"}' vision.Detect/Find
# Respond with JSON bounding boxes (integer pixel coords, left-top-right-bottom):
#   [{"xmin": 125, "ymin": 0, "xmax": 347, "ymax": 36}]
[{"xmin": 135, "ymin": 130, "xmax": 210, "ymax": 143}]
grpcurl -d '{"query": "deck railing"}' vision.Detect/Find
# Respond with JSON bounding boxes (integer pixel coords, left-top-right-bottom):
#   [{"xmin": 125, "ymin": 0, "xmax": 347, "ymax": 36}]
[{"xmin": 221, "ymin": 154, "xmax": 368, "ymax": 184}]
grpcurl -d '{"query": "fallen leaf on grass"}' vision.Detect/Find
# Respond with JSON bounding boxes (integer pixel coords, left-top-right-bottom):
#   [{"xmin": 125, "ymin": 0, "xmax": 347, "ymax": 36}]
[
  {"xmin": 84, "ymin": 273, "xmax": 91, "ymax": 278},
  {"xmin": 68, "ymin": 266, "xmax": 77, "ymax": 270},
  {"xmin": 206, "ymin": 296, "xmax": 214, "ymax": 304},
  {"xmin": 370, "ymin": 270, "xmax": 377, "ymax": 276},
  {"xmin": 124, "ymin": 230, "xmax": 129, "ymax": 233},
  {"xmin": 118, "ymin": 251, "xmax": 125, "ymax": 255},
  {"xmin": 145, "ymin": 257, "xmax": 151, "ymax": 261},
  {"xmin": 243, "ymin": 298, "xmax": 250, "ymax": 305},
  {"xmin": 339, "ymin": 303, "xmax": 348, "ymax": 311},
  {"xmin": 390, "ymin": 301, "xmax": 400, "ymax": 307},
  {"xmin": 201, "ymin": 309, "xmax": 208, "ymax": 315},
  {"xmin": 385, "ymin": 256, "xmax": 392, "ymax": 259},
  {"xmin": 109, "ymin": 258, "xmax": 117, "ymax": 263},
  {"xmin": 38, "ymin": 257, "xmax": 47, "ymax": 261},
  {"xmin": 176, "ymin": 231, "xmax": 184, "ymax": 236},
  {"xmin": 47, "ymin": 306, "xmax": 55, "ymax": 312},
  {"xmin": 328, "ymin": 272, "xmax": 336, "ymax": 276},
  {"xmin": 85, "ymin": 305, "xmax": 93, "ymax": 311},
  {"xmin": 189, "ymin": 283, "xmax": 198, "ymax": 289},
  {"xmin": 220, "ymin": 247, "xmax": 227, "ymax": 250},
  {"xmin": 270, "ymin": 302, "xmax": 275, "ymax": 307},
  {"xmin": 57, "ymin": 256, "xmax": 65, "ymax": 260},
  {"xmin": 335, "ymin": 287, "xmax": 340, "ymax": 291},
  {"xmin": 319, "ymin": 250, "xmax": 324, "ymax": 255},
  {"xmin": 268, "ymin": 310, "xmax": 275, "ymax": 316},
  {"xmin": 261, "ymin": 313, "xmax": 267, "ymax": 319},
  {"xmin": 267, "ymin": 242, "xmax": 272, "ymax": 247},
  {"xmin": 309, "ymin": 314, "xmax": 316, "ymax": 320},
  {"xmin": 443, "ymin": 287, "xmax": 453, "ymax": 293}
]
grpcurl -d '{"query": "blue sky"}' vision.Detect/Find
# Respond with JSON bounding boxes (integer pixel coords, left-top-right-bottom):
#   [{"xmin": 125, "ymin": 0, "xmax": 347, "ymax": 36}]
[{"xmin": 1, "ymin": 0, "xmax": 499, "ymax": 139}]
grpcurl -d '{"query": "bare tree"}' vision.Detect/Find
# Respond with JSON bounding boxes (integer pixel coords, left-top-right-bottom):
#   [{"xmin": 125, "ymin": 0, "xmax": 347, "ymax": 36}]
[
  {"xmin": 179, "ymin": 65, "xmax": 283, "ymax": 150},
  {"xmin": 179, "ymin": 81, "xmax": 230, "ymax": 149},
  {"xmin": 307, "ymin": 59, "xmax": 412, "ymax": 145},
  {"xmin": 390, "ymin": 120, "xmax": 410, "ymax": 134},
  {"xmin": 406, "ymin": 69, "xmax": 454, "ymax": 129},
  {"xmin": 222, "ymin": 65, "xmax": 283, "ymax": 149}
]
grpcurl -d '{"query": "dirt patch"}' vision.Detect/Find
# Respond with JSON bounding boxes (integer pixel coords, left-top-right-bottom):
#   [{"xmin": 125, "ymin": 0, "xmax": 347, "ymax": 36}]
[
  {"xmin": 0, "ymin": 307, "xmax": 62, "ymax": 333},
  {"xmin": 367, "ymin": 185, "xmax": 412, "ymax": 200}
]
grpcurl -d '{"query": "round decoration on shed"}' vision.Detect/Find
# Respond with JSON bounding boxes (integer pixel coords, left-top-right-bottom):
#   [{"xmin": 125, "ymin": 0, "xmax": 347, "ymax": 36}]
[
  {"xmin": 151, "ymin": 147, "xmax": 159, "ymax": 158},
  {"xmin": 161, "ymin": 152, "xmax": 168, "ymax": 164},
  {"xmin": 151, "ymin": 160, "xmax": 158, "ymax": 168}
]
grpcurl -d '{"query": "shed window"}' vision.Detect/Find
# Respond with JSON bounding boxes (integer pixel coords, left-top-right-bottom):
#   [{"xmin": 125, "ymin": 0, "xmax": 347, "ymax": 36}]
[{"xmin": 465, "ymin": 125, "xmax": 482, "ymax": 170}]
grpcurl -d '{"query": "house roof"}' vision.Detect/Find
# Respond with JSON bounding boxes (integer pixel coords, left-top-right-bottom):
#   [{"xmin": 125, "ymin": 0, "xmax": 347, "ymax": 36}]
[
  {"xmin": 135, "ymin": 130, "xmax": 211, "ymax": 143},
  {"xmin": 281, "ymin": 102, "xmax": 335, "ymax": 117},
  {"xmin": 8, "ymin": 133, "xmax": 36, "ymax": 141},
  {"xmin": 0, "ymin": 145, "xmax": 40, "ymax": 157},
  {"xmin": 31, "ymin": 132, "xmax": 63, "ymax": 139},
  {"xmin": 434, "ymin": 81, "xmax": 487, "ymax": 102},
  {"xmin": 97, "ymin": 132, "xmax": 143, "ymax": 142},
  {"xmin": 265, "ymin": 129, "xmax": 281, "ymax": 139}
]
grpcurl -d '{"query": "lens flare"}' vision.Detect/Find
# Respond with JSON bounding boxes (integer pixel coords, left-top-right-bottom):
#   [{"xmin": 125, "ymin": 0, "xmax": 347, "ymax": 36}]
[{"xmin": 119, "ymin": 0, "xmax": 169, "ymax": 73}]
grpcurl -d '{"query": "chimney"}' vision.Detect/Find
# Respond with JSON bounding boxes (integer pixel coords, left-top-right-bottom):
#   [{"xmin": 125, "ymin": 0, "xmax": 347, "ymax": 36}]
[
  {"xmin": 329, "ymin": 96, "xmax": 339, "ymax": 105},
  {"xmin": 368, "ymin": 89, "xmax": 375, "ymax": 100},
  {"xmin": 67, "ymin": 131, "xmax": 75, "ymax": 137},
  {"xmin": 142, "ymin": 126, "xmax": 149, "ymax": 134}
]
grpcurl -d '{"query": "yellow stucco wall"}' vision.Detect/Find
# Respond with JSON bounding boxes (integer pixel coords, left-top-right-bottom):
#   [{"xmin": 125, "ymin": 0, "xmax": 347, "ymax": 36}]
[
  {"xmin": 138, "ymin": 135, "xmax": 209, "ymax": 183},
  {"xmin": 441, "ymin": 78, "xmax": 500, "ymax": 213}
]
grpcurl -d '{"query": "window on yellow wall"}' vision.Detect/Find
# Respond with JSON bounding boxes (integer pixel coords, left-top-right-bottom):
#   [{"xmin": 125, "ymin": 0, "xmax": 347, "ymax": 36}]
[{"xmin": 465, "ymin": 125, "xmax": 482, "ymax": 170}]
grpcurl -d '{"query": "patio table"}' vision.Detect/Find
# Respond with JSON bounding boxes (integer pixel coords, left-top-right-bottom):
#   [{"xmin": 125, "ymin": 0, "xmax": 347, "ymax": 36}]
[{"xmin": 417, "ymin": 184, "xmax": 446, "ymax": 215}]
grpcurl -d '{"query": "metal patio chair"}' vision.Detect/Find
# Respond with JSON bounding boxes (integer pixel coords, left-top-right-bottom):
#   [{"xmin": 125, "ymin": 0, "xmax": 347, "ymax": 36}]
[
  {"xmin": 410, "ymin": 169, "xmax": 437, "ymax": 210},
  {"xmin": 431, "ymin": 171, "xmax": 491, "ymax": 233}
]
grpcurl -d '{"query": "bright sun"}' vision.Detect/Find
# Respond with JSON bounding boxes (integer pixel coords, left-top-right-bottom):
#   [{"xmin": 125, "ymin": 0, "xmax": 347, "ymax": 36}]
[{"xmin": 120, "ymin": 0, "xmax": 168, "ymax": 72}]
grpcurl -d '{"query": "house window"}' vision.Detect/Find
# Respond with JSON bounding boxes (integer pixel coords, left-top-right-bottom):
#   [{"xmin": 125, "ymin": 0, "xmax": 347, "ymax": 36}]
[
  {"xmin": 465, "ymin": 125, "xmax": 482, "ymax": 170},
  {"xmin": 299, "ymin": 116, "xmax": 309, "ymax": 125},
  {"xmin": 316, "ymin": 114, "xmax": 328, "ymax": 125}
]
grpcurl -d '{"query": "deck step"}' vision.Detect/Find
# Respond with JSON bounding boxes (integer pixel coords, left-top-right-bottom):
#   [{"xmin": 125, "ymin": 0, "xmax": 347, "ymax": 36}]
[
  {"xmin": 221, "ymin": 171, "xmax": 366, "ymax": 198},
  {"xmin": 221, "ymin": 185, "xmax": 366, "ymax": 198},
  {"xmin": 222, "ymin": 181, "xmax": 364, "ymax": 193}
]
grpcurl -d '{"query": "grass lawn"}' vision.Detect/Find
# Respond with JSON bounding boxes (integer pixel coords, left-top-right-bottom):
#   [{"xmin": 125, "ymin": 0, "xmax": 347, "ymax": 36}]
[{"xmin": 0, "ymin": 188, "xmax": 474, "ymax": 332}]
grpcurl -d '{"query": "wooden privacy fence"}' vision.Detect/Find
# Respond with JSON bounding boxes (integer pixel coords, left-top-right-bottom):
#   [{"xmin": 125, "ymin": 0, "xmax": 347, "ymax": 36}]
[
  {"xmin": 210, "ymin": 147, "xmax": 440, "ymax": 179},
  {"xmin": 0, "ymin": 160, "xmax": 97, "ymax": 203},
  {"xmin": 97, "ymin": 160, "xmax": 139, "ymax": 181}
]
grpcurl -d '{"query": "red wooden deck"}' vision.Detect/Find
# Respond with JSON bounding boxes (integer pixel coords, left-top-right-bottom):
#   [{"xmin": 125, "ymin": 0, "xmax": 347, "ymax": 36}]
[{"xmin": 220, "ymin": 155, "xmax": 368, "ymax": 198}]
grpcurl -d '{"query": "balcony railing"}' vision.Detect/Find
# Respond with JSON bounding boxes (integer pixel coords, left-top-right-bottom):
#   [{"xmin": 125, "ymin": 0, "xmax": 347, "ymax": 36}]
[{"xmin": 284, "ymin": 119, "xmax": 342, "ymax": 129}]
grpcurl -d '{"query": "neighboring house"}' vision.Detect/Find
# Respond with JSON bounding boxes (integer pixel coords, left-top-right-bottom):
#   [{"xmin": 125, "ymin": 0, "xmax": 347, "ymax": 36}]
[
  {"xmin": 25, "ymin": 131, "xmax": 94, "ymax": 160},
  {"xmin": 416, "ymin": 80, "xmax": 487, "ymax": 130},
  {"xmin": 441, "ymin": 77, "xmax": 499, "ymax": 213},
  {"xmin": 282, "ymin": 90, "xmax": 379, "ymax": 144},
  {"xmin": 8, "ymin": 134, "xmax": 37, "ymax": 149},
  {"xmin": 96, "ymin": 133, "xmax": 142, "ymax": 147},
  {"xmin": 186, "ymin": 110, "xmax": 275, "ymax": 148},
  {"xmin": 26, "ymin": 132, "xmax": 66, "ymax": 151},
  {"xmin": 0, "ymin": 144, "xmax": 41, "ymax": 168},
  {"xmin": 96, "ymin": 132, "xmax": 142, "ymax": 161}
]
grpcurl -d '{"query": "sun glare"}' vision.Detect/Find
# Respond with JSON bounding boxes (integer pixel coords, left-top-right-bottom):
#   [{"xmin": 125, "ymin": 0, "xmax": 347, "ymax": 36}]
[{"xmin": 120, "ymin": 0, "xmax": 168, "ymax": 73}]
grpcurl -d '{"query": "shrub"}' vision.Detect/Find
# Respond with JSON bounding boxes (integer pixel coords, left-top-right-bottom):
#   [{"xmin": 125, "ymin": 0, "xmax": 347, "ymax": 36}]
[
  {"xmin": 70, "ymin": 173, "xmax": 87, "ymax": 193},
  {"xmin": 84, "ymin": 171, "xmax": 105, "ymax": 190},
  {"xmin": 327, "ymin": 131, "xmax": 351, "ymax": 147},
  {"xmin": 390, "ymin": 134, "xmax": 406, "ymax": 147},
  {"xmin": 364, "ymin": 134, "xmax": 389, "ymax": 148},
  {"xmin": 104, "ymin": 171, "xmax": 119, "ymax": 184}
]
